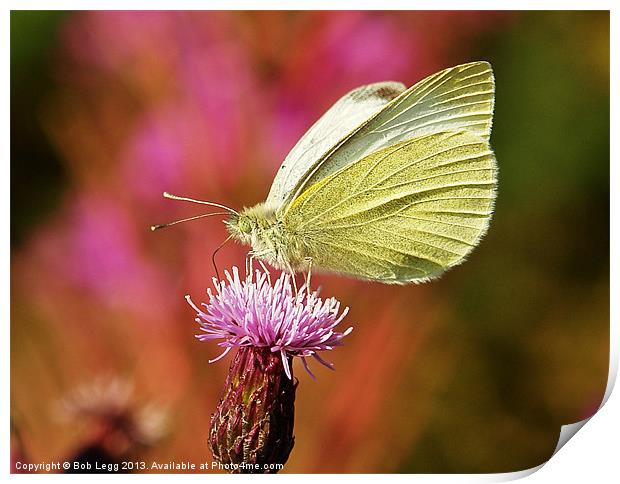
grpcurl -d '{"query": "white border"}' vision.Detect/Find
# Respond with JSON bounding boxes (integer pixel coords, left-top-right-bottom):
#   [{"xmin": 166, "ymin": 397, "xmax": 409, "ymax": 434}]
[{"xmin": 4, "ymin": 3, "xmax": 616, "ymax": 483}]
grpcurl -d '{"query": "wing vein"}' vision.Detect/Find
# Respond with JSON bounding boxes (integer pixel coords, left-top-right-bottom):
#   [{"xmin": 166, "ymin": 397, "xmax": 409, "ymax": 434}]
[
  {"xmin": 316, "ymin": 195, "xmax": 494, "ymax": 230},
  {"xmin": 370, "ymin": 105, "xmax": 492, "ymax": 134},
  {"xmin": 321, "ymin": 237, "xmax": 433, "ymax": 276},
  {"xmin": 371, "ymin": 227, "xmax": 465, "ymax": 257},
  {"xmin": 372, "ymin": 167, "xmax": 495, "ymax": 191},
  {"xmin": 397, "ymin": 214, "xmax": 481, "ymax": 230},
  {"xmin": 430, "ymin": 90, "xmax": 494, "ymax": 107}
]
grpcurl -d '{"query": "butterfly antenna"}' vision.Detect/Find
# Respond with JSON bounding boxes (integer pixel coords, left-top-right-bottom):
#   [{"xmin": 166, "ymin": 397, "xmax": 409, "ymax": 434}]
[
  {"xmin": 162, "ymin": 192, "xmax": 239, "ymax": 215},
  {"xmin": 150, "ymin": 212, "xmax": 229, "ymax": 231},
  {"xmin": 212, "ymin": 235, "xmax": 233, "ymax": 282}
]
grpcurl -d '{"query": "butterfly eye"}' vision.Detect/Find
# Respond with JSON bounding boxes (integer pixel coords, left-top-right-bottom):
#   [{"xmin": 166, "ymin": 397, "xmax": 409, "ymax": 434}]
[
  {"xmin": 227, "ymin": 213, "xmax": 252, "ymax": 235},
  {"xmin": 238, "ymin": 217, "xmax": 253, "ymax": 234}
]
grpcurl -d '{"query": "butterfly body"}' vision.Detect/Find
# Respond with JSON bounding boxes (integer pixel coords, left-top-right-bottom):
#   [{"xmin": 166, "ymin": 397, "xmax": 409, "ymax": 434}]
[{"xmin": 223, "ymin": 62, "xmax": 497, "ymax": 284}]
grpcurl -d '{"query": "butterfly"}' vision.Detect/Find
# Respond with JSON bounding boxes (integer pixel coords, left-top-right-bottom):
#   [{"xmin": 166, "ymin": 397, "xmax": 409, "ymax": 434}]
[{"xmin": 154, "ymin": 61, "xmax": 497, "ymax": 284}]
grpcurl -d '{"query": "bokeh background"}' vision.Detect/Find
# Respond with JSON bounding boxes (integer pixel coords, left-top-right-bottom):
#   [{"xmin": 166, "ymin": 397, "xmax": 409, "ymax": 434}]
[{"xmin": 11, "ymin": 11, "xmax": 609, "ymax": 473}]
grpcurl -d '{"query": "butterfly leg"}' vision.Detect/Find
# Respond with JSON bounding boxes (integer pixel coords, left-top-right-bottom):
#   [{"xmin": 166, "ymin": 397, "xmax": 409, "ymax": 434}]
[
  {"xmin": 257, "ymin": 259, "xmax": 272, "ymax": 285},
  {"xmin": 285, "ymin": 261, "xmax": 298, "ymax": 295},
  {"xmin": 304, "ymin": 257, "xmax": 314, "ymax": 292},
  {"xmin": 245, "ymin": 252, "xmax": 256, "ymax": 282},
  {"xmin": 291, "ymin": 271, "xmax": 298, "ymax": 295}
]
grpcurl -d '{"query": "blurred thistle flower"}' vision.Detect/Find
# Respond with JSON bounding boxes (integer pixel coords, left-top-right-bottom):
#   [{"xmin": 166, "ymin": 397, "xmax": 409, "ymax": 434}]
[
  {"xmin": 187, "ymin": 267, "xmax": 352, "ymax": 473},
  {"xmin": 55, "ymin": 377, "xmax": 169, "ymax": 472}
]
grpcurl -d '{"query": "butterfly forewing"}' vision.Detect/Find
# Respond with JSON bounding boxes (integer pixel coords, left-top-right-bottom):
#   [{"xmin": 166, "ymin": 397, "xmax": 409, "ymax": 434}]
[
  {"xmin": 266, "ymin": 81, "xmax": 405, "ymax": 208},
  {"xmin": 284, "ymin": 130, "xmax": 497, "ymax": 283},
  {"xmin": 287, "ymin": 62, "xmax": 495, "ymax": 207}
]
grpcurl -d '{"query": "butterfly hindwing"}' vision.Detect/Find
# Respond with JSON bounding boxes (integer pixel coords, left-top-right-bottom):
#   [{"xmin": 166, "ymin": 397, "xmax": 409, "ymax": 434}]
[{"xmin": 284, "ymin": 130, "xmax": 497, "ymax": 283}]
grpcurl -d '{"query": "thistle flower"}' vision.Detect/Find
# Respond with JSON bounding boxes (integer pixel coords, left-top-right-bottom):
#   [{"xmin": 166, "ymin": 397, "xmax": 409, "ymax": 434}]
[
  {"xmin": 56, "ymin": 377, "xmax": 169, "ymax": 447},
  {"xmin": 187, "ymin": 267, "xmax": 352, "ymax": 379},
  {"xmin": 187, "ymin": 267, "xmax": 352, "ymax": 473}
]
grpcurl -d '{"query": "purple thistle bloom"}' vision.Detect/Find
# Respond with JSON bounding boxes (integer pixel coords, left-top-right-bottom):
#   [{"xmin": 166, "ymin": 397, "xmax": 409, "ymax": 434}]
[
  {"xmin": 188, "ymin": 266, "xmax": 353, "ymax": 472},
  {"xmin": 187, "ymin": 266, "xmax": 353, "ymax": 379}
]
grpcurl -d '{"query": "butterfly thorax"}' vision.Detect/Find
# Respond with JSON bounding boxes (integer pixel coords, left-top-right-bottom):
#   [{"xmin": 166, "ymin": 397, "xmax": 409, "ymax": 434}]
[{"xmin": 225, "ymin": 203, "xmax": 306, "ymax": 270}]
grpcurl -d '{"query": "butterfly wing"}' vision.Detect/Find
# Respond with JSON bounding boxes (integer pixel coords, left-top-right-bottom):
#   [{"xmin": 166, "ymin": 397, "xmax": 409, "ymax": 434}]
[
  {"xmin": 288, "ymin": 62, "xmax": 495, "ymax": 205},
  {"xmin": 266, "ymin": 81, "xmax": 406, "ymax": 208},
  {"xmin": 284, "ymin": 130, "xmax": 497, "ymax": 283}
]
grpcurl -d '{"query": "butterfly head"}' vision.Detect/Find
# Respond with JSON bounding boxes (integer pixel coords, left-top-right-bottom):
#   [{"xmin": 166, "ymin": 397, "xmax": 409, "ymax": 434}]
[
  {"xmin": 224, "ymin": 212, "xmax": 252, "ymax": 244},
  {"xmin": 225, "ymin": 203, "xmax": 279, "ymax": 246}
]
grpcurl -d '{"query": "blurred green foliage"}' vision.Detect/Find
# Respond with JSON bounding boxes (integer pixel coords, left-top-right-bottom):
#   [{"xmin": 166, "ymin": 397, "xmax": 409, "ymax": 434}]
[{"xmin": 11, "ymin": 11, "xmax": 67, "ymax": 246}]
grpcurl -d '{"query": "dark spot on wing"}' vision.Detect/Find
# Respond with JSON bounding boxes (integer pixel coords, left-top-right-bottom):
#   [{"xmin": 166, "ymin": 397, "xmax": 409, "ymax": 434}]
[
  {"xmin": 352, "ymin": 82, "xmax": 405, "ymax": 103},
  {"xmin": 373, "ymin": 85, "xmax": 404, "ymax": 101}
]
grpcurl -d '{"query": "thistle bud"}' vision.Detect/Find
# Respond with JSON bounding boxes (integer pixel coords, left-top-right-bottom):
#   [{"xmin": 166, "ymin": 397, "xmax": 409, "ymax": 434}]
[{"xmin": 209, "ymin": 346, "xmax": 296, "ymax": 473}]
